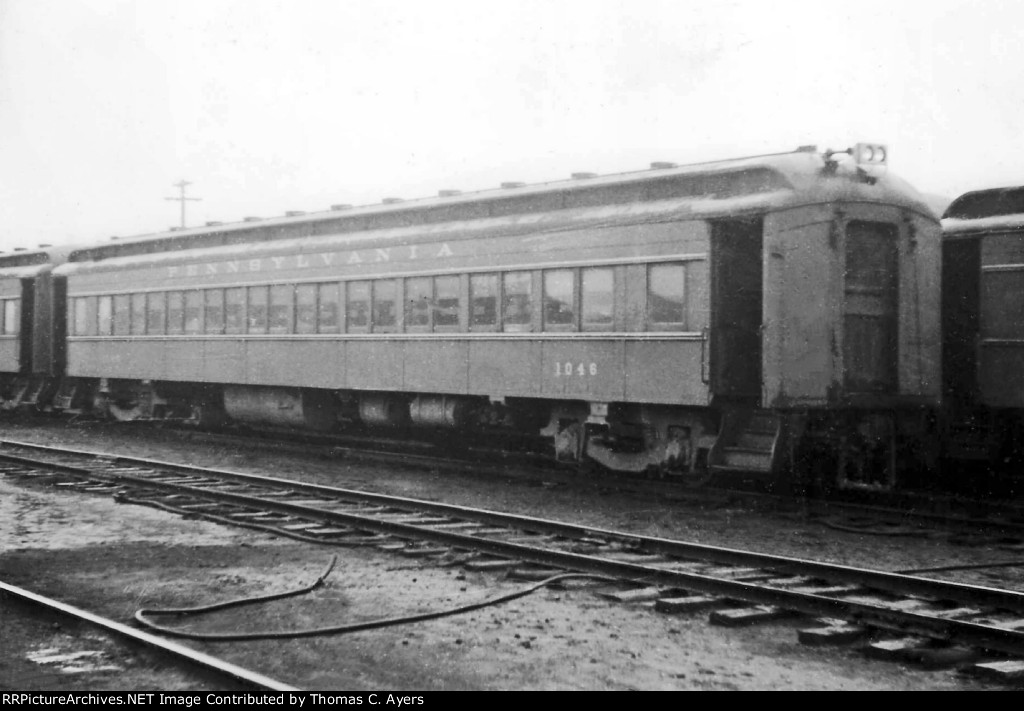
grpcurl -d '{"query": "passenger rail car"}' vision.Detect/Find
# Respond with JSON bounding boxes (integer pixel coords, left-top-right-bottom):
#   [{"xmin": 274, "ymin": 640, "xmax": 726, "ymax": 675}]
[
  {"xmin": 0, "ymin": 247, "xmax": 66, "ymax": 410},
  {"xmin": 942, "ymin": 187, "xmax": 1024, "ymax": 469},
  {"xmin": 41, "ymin": 145, "xmax": 940, "ymax": 489}
]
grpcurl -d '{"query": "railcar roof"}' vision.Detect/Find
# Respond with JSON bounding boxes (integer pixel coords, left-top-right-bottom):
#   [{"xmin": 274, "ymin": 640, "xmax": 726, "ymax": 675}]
[
  {"xmin": 0, "ymin": 247, "xmax": 69, "ymax": 279},
  {"xmin": 66, "ymin": 147, "xmax": 934, "ymax": 268},
  {"xmin": 56, "ymin": 191, "xmax": 784, "ymax": 275},
  {"xmin": 942, "ymin": 186, "xmax": 1024, "ymax": 236}
]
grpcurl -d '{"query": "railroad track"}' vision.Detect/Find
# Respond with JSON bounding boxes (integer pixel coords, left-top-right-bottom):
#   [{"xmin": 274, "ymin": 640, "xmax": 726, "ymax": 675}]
[
  {"xmin": 16, "ymin": 416, "xmax": 1024, "ymax": 544},
  {"xmin": 0, "ymin": 578, "xmax": 298, "ymax": 691},
  {"xmin": 3, "ymin": 438, "xmax": 1024, "ymax": 682},
  {"xmin": 155, "ymin": 420, "xmax": 1024, "ymax": 542}
]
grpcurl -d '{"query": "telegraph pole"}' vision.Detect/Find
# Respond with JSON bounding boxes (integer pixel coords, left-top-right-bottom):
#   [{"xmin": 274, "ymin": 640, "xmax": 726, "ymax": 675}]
[{"xmin": 164, "ymin": 180, "xmax": 202, "ymax": 229}]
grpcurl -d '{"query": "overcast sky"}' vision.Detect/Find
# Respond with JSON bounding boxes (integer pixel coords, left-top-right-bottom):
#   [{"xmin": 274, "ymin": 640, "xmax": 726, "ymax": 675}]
[{"xmin": 1, "ymin": 0, "xmax": 1022, "ymax": 253}]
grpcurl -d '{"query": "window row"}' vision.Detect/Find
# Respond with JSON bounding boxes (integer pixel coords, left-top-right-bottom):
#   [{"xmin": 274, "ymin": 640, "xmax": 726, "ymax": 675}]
[
  {"xmin": 0, "ymin": 298, "xmax": 20, "ymax": 336},
  {"xmin": 71, "ymin": 263, "xmax": 689, "ymax": 337}
]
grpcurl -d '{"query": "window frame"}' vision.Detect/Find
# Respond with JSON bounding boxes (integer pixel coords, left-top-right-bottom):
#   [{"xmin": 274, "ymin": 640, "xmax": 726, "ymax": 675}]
[
  {"xmin": 268, "ymin": 283, "xmax": 294, "ymax": 335},
  {"xmin": 581, "ymin": 266, "xmax": 615, "ymax": 332},
  {"xmin": 130, "ymin": 293, "xmax": 147, "ymax": 335},
  {"xmin": 318, "ymin": 282, "xmax": 342, "ymax": 334},
  {"xmin": 646, "ymin": 262, "xmax": 687, "ymax": 331},
  {"xmin": 432, "ymin": 274, "xmax": 461, "ymax": 333},
  {"xmin": 404, "ymin": 276, "xmax": 433, "ymax": 332},
  {"xmin": 469, "ymin": 273, "xmax": 500, "ymax": 332},
  {"xmin": 112, "ymin": 294, "xmax": 130, "ymax": 336},
  {"xmin": 1, "ymin": 298, "xmax": 19, "ymax": 336},
  {"xmin": 346, "ymin": 281, "xmax": 371, "ymax": 333},
  {"xmin": 166, "ymin": 291, "xmax": 185, "ymax": 335},
  {"xmin": 542, "ymin": 268, "xmax": 577, "ymax": 332},
  {"xmin": 184, "ymin": 290, "xmax": 204, "ymax": 334},
  {"xmin": 371, "ymin": 279, "xmax": 399, "ymax": 333},
  {"xmin": 97, "ymin": 295, "xmax": 113, "ymax": 336},
  {"xmin": 204, "ymin": 289, "xmax": 226, "ymax": 335},
  {"xmin": 246, "ymin": 285, "xmax": 269, "ymax": 334},
  {"xmin": 295, "ymin": 283, "xmax": 318, "ymax": 335},
  {"xmin": 145, "ymin": 292, "xmax": 166, "ymax": 336},
  {"xmin": 501, "ymin": 270, "xmax": 534, "ymax": 333},
  {"xmin": 224, "ymin": 287, "xmax": 246, "ymax": 335}
]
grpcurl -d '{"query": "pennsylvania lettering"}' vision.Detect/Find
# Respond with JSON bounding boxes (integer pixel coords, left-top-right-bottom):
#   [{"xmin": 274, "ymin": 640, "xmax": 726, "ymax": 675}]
[{"xmin": 166, "ymin": 243, "xmax": 455, "ymax": 279}]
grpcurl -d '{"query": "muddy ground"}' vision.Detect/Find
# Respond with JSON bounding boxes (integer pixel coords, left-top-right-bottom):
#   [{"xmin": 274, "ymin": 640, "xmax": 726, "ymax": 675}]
[{"xmin": 0, "ymin": 419, "xmax": 1016, "ymax": 690}]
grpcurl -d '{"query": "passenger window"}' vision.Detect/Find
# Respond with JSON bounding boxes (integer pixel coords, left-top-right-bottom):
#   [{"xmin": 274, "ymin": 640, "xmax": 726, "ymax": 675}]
[
  {"xmin": 648, "ymin": 263, "xmax": 686, "ymax": 328},
  {"xmin": 318, "ymin": 283, "xmax": 340, "ymax": 333},
  {"xmin": 184, "ymin": 291, "xmax": 203, "ymax": 334},
  {"xmin": 347, "ymin": 281, "xmax": 370, "ymax": 330},
  {"xmin": 113, "ymin": 295, "xmax": 130, "ymax": 336},
  {"xmin": 983, "ymin": 272, "xmax": 1024, "ymax": 338},
  {"xmin": 434, "ymin": 275, "xmax": 460, "ymax": 329},
  {"xmin": 3, "ymin": 299, "xmax": 19, "ymax": 336},
  {"xmin": 166, "ymin": 292, "xmax": 184, "ymax": 335},
  {"xmin": 205, "ymin": 290, "xmax": 225, "ymax": 335},
  {"xmin": 146, "ymin": 292, "xmax": 166, "ymax": 335},
  {"xmin": 225, "ymin": 288, "xmax": 245, "ymax": 334},
  {"xmin": 846, "ymin": 222, "xmax": 897, "ymax": 293},
  {"xmin": 405, "ymin": 277, "xmax": 432, "ymax": 329},
  {"xmin": 97, "ymin": 296, "xmax": 113, "ymax": 336},
  {"xmin": 268, "ymin": 284, "xmax": 294, "ymax": 334},
  {"xmin": 130, "ymin": 293, "xmax": 147, "ymax": 335},
  {"xmin": 543, "ymin": 270, "xmax": 576, "ymax": 329},
  {"xmin": 470, "ymin": 274, "xmax": 498, "ymax": 329},
  {"xmin": 502, "ymin": 271, "xmax": 532, "ymax": 331},
  {"xmin": 582, "ymin": 268, "xmax": 614, "ymax": 328},
  {"xmin": 372, "ymin": 280, "xmax": 397, "ymax": 330},
  {"xmin": 296, "ymin": 284, "xmax": 317, "ymax": 334},
  {"xmin": 73, "ymin": 298, "xmax": 88, "ymax": 336},
  {"xmin": 247, "ymin": 286, "xmax": 269, "ymax": 333}
]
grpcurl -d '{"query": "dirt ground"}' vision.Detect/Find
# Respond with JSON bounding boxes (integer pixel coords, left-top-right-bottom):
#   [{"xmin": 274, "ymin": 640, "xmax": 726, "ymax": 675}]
[{"xmin": 0, "ymin": 419, "xmax": 1016, "ymax": 691}]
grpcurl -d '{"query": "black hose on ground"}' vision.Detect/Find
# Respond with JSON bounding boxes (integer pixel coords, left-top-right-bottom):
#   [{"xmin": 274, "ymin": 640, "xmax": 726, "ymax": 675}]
[{"xmin": 135, "ymin": 557, "xmax": 615, "ymax": 641}]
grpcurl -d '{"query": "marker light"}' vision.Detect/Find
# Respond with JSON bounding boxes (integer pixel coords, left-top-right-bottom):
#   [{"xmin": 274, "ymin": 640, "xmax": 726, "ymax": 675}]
[{"xmin": 854, "ymin": 142, "xmax": 888, "ymax": 165}]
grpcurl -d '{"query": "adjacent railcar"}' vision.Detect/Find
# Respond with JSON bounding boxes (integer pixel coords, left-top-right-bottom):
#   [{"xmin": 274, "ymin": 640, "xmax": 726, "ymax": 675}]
[
  {"xmin": 52, "ymin": 145, "xmax": 941, "ymax": 489},
  {"xmin": 0, "ymin": 248, "xmax": 66, "ymax": 409},
  {"xmin": 941, "ymin": 187, "xmax": 1024, "ymax": 467}
]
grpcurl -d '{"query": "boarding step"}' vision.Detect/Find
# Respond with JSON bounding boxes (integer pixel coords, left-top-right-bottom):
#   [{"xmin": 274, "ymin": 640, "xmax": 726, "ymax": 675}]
[
  {"xmin": 18, "ymin": 378, "xmax": 52, "ymax": 408},
  {"xmin": 721, "ymin": 447, "xmax": 774, "ymax": 470},
  {"xmin": 709, "ymin": 407, "xmax": 783, "ymax": 475},
  {"xmin": 1, "ymin": 377, "xmax": 50, "ymax": 411},
  {"xmin": 745, "ymin": 412, "xmax": 779, "ymax": 434},
  {"xmin": 735, "ymin": 431, "xmax": 777, "ymax": 450}
]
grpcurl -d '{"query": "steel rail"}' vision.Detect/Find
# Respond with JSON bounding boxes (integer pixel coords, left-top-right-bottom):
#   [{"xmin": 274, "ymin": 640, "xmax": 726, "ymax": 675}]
[
  {"xmin": 0, "ymin": 580, "xmax": 299, "ymax": 691},
  {"xmin": 176, "ymin": 425, "xmax": 1024, "ymax": 539},
  {"xmin": 3, "ymin": 439, "xmax": 1023, "ymax": 608},
  {"xmin": 14, "ymin": 425, "xmax": 1024, "ymax": 542},
  {"xmin": 7, "ymin": 439, "xmax": 1024, "ymax": 655}
]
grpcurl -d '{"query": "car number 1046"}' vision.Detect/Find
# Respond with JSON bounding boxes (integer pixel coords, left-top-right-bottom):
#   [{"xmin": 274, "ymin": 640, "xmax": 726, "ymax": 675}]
[{"xmin": 555, "ymin": 362, "xmax": 598, "ymax": 377}]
